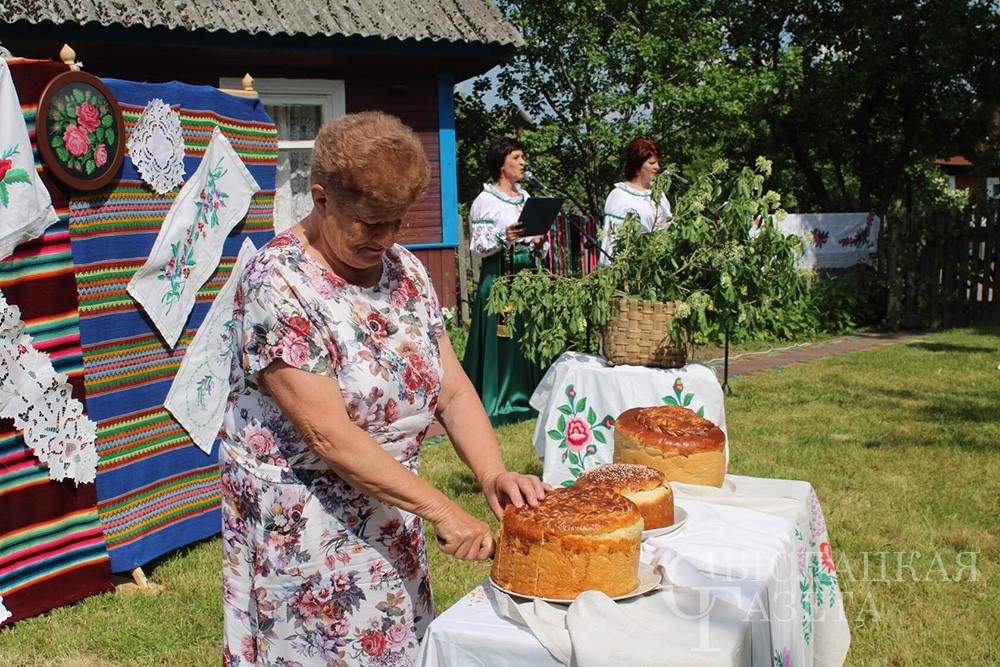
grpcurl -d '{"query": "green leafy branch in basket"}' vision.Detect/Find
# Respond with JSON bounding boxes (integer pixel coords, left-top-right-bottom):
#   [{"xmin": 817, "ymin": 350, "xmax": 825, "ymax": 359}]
[
  {"xmin": 661, "ymin": 377, "xmax": 705, "ymax": 417},
  {"xmin": 548, "ymin": 384, "xmax": 614, "ymax": 486},
  {"xmin": 487, "ymin": 158, "xmax": 805, "ymax": 365}
]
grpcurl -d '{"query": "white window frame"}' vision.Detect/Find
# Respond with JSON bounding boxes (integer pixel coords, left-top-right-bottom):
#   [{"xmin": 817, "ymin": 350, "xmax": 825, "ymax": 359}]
[
  {"xmin": 219, "ymin": 78, "xmax": 345, "ymax": 231},
  {"xmin": 987, "ymin": 177, "xmax": 999, "ymax": 200},
  {"xmin": 218, "ymin": 77, "xmax": 346, "ymax": 145}
]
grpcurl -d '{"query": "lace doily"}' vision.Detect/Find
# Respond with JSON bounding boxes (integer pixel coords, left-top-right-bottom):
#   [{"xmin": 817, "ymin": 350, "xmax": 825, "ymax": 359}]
[
  {"xmin": 0, "ymin": 290, "xmax": 98, "ymax": 484},
  {"xmin": 0, "ymin": 595, "xmax": 10, "ymax": 625},
  {"xmin": 127, "ymin": 98, "xmax": 185, "ymax": 194}
]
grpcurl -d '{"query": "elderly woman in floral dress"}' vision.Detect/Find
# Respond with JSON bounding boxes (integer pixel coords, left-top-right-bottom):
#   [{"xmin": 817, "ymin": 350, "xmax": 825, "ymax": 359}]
[{"xmin": 220, "ymin": 112, "xmax": 546, "ymax": 666}]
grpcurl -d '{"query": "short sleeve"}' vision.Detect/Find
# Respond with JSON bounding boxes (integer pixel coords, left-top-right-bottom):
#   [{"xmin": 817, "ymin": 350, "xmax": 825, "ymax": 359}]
[
  {"xmin": 397, "ymin": 247, "xmax": 445, "ymax": 340},
  {"xmin": 234, "ymin": 251, "xmax": 338, "ymax": 379}
]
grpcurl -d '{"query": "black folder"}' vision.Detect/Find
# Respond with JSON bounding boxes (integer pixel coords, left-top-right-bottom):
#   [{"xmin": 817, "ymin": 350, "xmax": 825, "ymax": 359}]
[{"xmin": 517, "ymin": 196, "xmax": 565, "ymax": 236}]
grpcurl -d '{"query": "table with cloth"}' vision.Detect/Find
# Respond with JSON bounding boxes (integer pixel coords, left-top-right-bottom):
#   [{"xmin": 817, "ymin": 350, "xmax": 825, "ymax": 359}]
[
  {"xmin": 529, "ymin": 352, "xmax": 728, "ymax": 487},
  {"xmin": 416, "ymin": 475, "xmax": 851, "ymax": 667}
]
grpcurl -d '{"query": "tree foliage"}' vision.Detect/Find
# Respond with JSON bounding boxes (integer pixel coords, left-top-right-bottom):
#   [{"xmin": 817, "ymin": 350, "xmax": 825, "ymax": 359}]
[
  {"xmin": 464, "ymin": 0, "xmax": 1000, "ymax": 218},
  {"xmin": 718, "ymin": 0, "xmax": 1000, "ymax": 213}
]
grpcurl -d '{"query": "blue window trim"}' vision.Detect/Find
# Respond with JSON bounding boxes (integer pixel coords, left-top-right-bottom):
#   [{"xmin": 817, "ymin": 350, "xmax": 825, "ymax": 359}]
[{"xmin": 436, "ymin": 73, "xmax": 459, "ymax": 249}]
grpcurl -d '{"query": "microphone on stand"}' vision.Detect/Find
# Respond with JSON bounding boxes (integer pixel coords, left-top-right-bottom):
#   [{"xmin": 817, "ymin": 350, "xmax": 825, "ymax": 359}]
[
  {"xmin": 523, "ymin": 171, "xmax": 550, "ymax": 195},
  {"xmin": 662, "ymin": 169, "xmax": 690, "ymax": 187}
]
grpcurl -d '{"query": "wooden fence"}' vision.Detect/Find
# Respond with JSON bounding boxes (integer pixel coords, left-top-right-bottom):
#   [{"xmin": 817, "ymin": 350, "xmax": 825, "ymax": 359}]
[{"xmin": 886, "ymin": 204, "xmax": 1000, "ymax": 328}]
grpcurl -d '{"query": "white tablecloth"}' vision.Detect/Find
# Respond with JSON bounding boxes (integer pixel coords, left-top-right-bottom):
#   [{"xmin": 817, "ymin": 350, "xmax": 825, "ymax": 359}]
[
  {"xmin": 529, "ymin": 352, "xmax": 727, "ymax": 487},
  {"xmin": 416, "ymin": 476, "xmax": 851, "ymax": 667}
]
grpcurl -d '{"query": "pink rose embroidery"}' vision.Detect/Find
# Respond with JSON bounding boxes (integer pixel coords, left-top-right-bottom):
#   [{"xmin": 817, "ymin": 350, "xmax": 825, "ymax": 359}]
[
  {"xmin": 94, "ymin": 143, "xmax": 108, "ymax": 167},
  {"xmin": 75, "ymin": 102, "xmax": 101, "ymax": 133},
  {"xmin": 62, "ymin": 125, "xmax": 90, "ymax": 157},
  {"xmin": 0, "ymin": 158, "xmax": 11, "ymax": 181},
  {"xmin": 565, "ymin": 416, "xmax": 592, "ymax": 452}
]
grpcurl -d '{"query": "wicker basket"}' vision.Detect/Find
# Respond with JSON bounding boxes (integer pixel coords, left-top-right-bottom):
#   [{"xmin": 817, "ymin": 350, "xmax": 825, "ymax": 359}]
[{"xmin": 601, "ymin": 297, "xmax": 687, "ymax": 368}]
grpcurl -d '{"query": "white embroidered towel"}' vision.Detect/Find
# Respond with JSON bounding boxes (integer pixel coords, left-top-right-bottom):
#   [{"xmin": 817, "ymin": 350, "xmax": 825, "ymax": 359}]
[
  {"xmin": 165, "ymin": 237, "xmax": 256, "ymax": 453},
  {"xmin": 0, "ymin": 59, "xmax": 60, "ymax": 260},
  {"xmin": 127, "ymin": 126, "xmax": 259, "ymax": 348}
]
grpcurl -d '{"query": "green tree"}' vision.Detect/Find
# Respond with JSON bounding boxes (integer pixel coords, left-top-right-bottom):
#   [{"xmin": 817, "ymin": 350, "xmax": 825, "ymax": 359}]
[
  {"xmin": 717, "ymin": 0, "xmax": 1000, "ymax": 213},
  {"xmin": 489, "ymin": 0, "xmax": 751, "ymax": 218}
]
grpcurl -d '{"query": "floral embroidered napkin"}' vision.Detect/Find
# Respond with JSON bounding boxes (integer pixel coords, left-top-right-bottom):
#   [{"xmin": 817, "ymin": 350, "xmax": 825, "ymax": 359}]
[
  {"xmin": 127, "ymin": 126, "xmax": 259, "ymax": 348},
  {"xmin": 164, "ymin": 237, "xmax": 256, "ymax": 453},
  {"xmin": 0, "ymin": 59, "xmax": 60, "ymax": 260}
]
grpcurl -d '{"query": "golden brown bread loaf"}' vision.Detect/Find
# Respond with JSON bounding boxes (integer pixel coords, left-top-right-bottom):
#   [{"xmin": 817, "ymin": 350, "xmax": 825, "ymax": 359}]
[
  {"xmin": 490, "ymin": 487, "xmax": 642, "ymax": 599},
  {"xmin": 613, "ymin": 405, "xmax": 726, "ymax": 487},
  {"xmin": 574, "ymin": 463, "xmax": 674, "ymax": 529}
]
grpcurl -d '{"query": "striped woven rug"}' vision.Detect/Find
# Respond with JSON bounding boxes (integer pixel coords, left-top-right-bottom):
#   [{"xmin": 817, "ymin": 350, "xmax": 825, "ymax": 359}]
[
  {"xmin": 68, "ymin": 80, "xmax": 277, "ymax": 572},
  {"xmin": 0, "ymin": 58, "xmax": 114, "ymax": 626}
]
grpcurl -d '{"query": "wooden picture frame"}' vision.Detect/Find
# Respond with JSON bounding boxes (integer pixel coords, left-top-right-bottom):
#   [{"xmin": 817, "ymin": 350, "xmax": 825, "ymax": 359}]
[{"xmin": 36, "ymin": 70, "xmax": 125, "ymax": 191}]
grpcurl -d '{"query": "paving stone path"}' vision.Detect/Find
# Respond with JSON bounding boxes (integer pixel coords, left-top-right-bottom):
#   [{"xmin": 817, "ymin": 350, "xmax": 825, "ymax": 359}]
[{"xmin": 700, "ymin": 330, "xmax": 927, "ymax": 386}]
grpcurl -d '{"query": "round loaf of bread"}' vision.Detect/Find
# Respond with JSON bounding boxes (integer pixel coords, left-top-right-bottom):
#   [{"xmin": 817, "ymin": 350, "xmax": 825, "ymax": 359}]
[
  {"xmin": 614, "ymin": 405, "xmax": 726, "ymax": 487},
  {"xmin": 574, "ymin": 463, "xmax": 674, "ymax": 529},
  {"xmin": 490, "ymin": 487, "xmax": 642, "ymax": 599}
]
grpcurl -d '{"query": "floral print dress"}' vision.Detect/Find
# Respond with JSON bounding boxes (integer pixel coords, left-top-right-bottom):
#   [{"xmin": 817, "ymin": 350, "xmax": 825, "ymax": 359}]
[{"xmin": 221, "ymin": 231, "xmax": 444, "ymax": 667}]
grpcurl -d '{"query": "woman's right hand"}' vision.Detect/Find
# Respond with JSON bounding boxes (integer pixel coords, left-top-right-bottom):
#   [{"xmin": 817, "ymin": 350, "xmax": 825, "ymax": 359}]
[
  {"xmin": 433, "ymin": 508, "xmax": 495, "ymax": 561},
  {"xmin": 505, "ymin": 222, "xmax": 525, "ymax": 242}
]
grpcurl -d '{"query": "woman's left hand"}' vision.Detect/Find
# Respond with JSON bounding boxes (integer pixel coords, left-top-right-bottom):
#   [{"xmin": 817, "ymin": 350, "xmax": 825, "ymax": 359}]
[{"xmin": 480, "ymin": 471, "xmax": 549, "ymax": 519}]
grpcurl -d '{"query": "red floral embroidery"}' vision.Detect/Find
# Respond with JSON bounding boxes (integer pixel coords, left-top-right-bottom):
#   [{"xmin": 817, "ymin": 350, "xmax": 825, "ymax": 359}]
[
  {"xmin": 565, "ymin": 416, "xmax": 592, "ymax": 453},
  {"xmin": 820, "ymin": 541, "xmax": 835, "ymax": 572}
]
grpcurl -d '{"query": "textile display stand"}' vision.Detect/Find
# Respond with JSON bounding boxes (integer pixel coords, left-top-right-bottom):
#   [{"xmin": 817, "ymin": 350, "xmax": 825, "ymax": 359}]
[
  {"xmin": 68, "ymin": 79, "xmax": 276, "ymax": 573},
  {"xmin": 0, "ymin": 52, "xmax": 278, "ymax": 624}
]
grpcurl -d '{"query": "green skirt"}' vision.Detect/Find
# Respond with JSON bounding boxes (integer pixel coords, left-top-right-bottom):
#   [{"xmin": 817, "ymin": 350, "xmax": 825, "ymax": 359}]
[{"xmin": 462, "ymin": 250, "xmax": 546, "ymax": 427}]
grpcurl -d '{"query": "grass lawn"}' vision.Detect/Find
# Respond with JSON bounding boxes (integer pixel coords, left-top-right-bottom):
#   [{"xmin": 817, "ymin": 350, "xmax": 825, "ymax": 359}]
[{"xmin": 1, "ymin": 326, "xmax": 997, "ymax": 666}]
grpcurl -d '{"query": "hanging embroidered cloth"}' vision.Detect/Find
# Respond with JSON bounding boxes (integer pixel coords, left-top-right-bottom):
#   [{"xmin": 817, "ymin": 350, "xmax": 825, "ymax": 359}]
[
  {"xmin": 0, "ymin": 59, "xmax": 60, "ymax": 260},
  {"xmin": 127, "ymin": 98, "xmax": 186, "ymax": 194},
  {"xmin": 69, "ymin": 77, "xmax": 276, "ymax": 572},
  {"xmin": 127, "ymin": 125, "xmax": 260, "ymax": 348},
  {"xmin": 164, "ymin": 237, "xmax": 256, "ymax": 453},
  {"xmin": 0, "ymin": 291, "xmax": 99, "ymax": 483},
  {"xmin": 0, "ymin": 56, "xmax": 114, "ymax": 628}
]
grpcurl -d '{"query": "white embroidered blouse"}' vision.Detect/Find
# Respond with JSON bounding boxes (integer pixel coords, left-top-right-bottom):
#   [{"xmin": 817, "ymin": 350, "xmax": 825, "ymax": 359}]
[
  {"xmin": 468, "ymin": 183, "xmax": 531, "ymax": 258},
  {"xmin": 599, "ymin": 182, "xmax": 673, "ymax": 266}
]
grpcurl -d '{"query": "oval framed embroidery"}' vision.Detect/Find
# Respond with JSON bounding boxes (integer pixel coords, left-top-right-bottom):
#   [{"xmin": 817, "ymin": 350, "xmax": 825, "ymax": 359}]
[{"xmin": 36, "ymin": 70, "xmax": 126, "ymax": 191}]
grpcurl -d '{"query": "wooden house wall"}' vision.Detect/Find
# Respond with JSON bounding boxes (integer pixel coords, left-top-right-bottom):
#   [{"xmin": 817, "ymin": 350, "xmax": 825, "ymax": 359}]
[{"xmin": 346, "ymin": 75, "xmax": 458, "ymax": 308}]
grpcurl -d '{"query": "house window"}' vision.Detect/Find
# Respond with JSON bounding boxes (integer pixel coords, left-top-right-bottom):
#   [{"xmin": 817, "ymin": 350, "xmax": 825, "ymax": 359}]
[
  {"xmin": 220, "ymin": 78, "xmax": 345, "ymax": 232},
  {"xmin": 987, "ymin": 177, "xmax": 999, "ymax": 200}
]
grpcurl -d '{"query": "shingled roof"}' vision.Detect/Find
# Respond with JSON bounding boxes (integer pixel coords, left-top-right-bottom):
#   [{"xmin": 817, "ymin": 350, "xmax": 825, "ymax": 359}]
[{"xmin": 1, "ymin": 0, "xmax": 524, "ymax": 47}]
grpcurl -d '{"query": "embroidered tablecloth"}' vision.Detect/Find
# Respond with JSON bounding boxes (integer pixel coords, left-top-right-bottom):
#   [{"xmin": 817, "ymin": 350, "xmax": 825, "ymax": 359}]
[
  {"xmin": 751, "ymin": 213, "xmax": 880, "ymax": 270},
  {"xmin": 529, "ymin": 352, "xmax": 727, "ymax": 487},
  {"xmin": 415, "ymin": 476, "xmax": 851, "ymax": 667}
]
